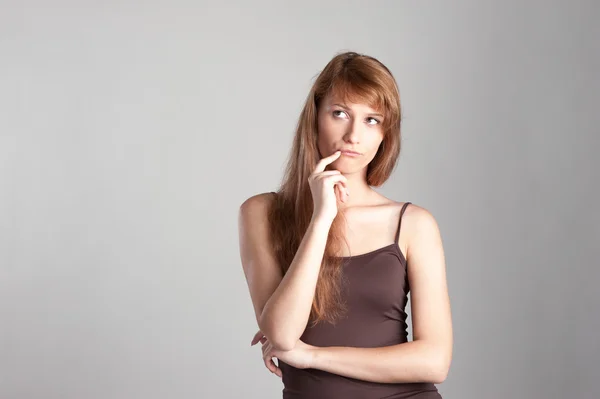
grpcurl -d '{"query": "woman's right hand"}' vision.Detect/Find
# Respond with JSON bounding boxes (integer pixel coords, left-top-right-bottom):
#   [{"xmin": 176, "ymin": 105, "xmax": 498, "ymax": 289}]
[{"xmin": 308, "ymin": 150, "xmax": 349, "ymax": 224}]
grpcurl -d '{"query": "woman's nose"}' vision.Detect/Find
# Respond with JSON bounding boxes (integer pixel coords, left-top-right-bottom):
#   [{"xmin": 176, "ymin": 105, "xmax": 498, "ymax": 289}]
[{"xmin": 344, "ymin": 120, "xmax": 364, "ymax": 143}]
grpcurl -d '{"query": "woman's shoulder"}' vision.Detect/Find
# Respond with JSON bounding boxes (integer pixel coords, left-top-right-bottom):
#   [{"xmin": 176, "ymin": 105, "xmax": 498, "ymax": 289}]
[
  {"xmin": 375, "ymin": 195, "xmax": 436, "ymax": 226},
  {"xmin": 238, "ymin": 192, "xmax": 277, "ymax": 219},
  {"xmin": 387, "ymin": 199, "xmax": 436, "ymax": 221},
  {"xmin": 374, "ymin": 192, "xmax": 423, "ymax": 211},
  {"xmin": 386, "ymin": 200, "xmax": 441, "ymax": 244}
]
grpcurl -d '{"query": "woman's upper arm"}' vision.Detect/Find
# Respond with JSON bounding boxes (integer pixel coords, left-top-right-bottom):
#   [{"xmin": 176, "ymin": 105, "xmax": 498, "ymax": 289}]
[
  {"xmin": 238, "ymin": 193, "xmax": 284, "ymax": 328},
  {"xmin": 405, "ymin": 205, "xmax": 453, "ymax": 378}
]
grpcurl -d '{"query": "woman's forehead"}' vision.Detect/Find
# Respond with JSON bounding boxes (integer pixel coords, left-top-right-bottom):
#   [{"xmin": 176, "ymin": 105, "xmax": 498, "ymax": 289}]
[{"xmin": 325, "ymin": 93, "xmax": 383, "ymax": 113}]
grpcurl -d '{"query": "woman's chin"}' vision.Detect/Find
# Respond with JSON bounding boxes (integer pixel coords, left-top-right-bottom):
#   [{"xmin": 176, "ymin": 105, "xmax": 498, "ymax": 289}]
[
  {"xmin": 332, "ymin": 164, "xmax": 360, "ymax": 175},
  {"xmin": 327, "ymin": 157, "xmax": 364, "ymax": 174}
]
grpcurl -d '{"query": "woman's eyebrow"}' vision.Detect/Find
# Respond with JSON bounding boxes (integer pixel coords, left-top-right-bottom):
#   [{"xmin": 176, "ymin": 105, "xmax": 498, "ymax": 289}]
[{"xmin": 332, "ymin": 103, "xmax": 384, "ymax": 118}]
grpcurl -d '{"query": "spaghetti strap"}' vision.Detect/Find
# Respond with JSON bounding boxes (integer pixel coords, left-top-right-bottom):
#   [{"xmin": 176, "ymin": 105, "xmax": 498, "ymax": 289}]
[{"xmin": 394, "ymin": 202, "xmax": 412, "ymax": 243}]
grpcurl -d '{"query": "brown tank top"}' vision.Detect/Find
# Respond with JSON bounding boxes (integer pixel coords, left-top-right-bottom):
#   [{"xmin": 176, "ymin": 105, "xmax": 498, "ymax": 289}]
[{"xmin": 278, "ymin": 202, "xmax": 442, "ymax": 398}]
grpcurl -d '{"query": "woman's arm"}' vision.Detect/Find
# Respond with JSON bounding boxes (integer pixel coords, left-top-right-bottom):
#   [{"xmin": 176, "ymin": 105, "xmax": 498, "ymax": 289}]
[
  {"xmin": 309, "ymin": 205, "xmax": 453, "ymax": 384},
  {"xmin": 311, "ymin": 340, "xmax": 445, "ymax": 384},
  {"xmin": 238, "ymin": 193, "xmax": 332, "ymax": 351}
]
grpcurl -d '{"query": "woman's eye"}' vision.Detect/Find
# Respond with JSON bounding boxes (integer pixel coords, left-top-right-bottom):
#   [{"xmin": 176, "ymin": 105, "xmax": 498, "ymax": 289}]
[{"xmin": 333, "ymin": 110, "xmax": 380, "ymax": 125}]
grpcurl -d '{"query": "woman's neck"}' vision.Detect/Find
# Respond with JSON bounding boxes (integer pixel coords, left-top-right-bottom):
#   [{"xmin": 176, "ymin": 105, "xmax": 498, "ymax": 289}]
[{"xmin": 337, "ymin": 171, "xmax": 374, "ymax": 209}]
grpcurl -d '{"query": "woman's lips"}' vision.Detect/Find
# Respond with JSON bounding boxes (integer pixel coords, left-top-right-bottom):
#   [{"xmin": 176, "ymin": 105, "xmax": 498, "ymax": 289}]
[{"xmin": 339, "ymin": 150, "xmax": 361, "ymax": 157}]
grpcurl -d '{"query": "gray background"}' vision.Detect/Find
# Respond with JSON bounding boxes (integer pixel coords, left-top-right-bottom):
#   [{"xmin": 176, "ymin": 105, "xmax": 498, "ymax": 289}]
[{"xmin": 1, "ymin": 1, "xmax": 598, "ymax": 398}]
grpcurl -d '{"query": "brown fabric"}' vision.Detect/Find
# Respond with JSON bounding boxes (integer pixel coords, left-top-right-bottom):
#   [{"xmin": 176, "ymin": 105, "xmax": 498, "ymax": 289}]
[{"xmin": 279, "ymin": 202, "xmax": 442, "ymax": 398}]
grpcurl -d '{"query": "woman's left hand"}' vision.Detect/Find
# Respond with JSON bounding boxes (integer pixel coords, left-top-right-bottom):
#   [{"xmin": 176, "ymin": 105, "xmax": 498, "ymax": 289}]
[{"xmin": 251, "ymin": 329, "xmax": 318, "ymax": 375}]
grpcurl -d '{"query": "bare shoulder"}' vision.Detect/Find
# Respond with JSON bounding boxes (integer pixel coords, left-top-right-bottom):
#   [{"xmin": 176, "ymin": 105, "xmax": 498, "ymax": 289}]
[
  {"xmin": 375, "ymin": 196, "xmax": 440, "ymax": 254},
  {"xmin": 401, "ymin": 201, "xmax": 436, "ymax": 221},
  {"xmin": 239, "ymin": 191, "xmax": 276, "ymax": 217},
  {"xmin": 238, "ymin": 191, "xmax": 278, "ymax": 264},
  {"xmin": 400, "ymin": 202, "xmax": 440, "ymax": 235},
  {"xmin": 238, "ymin": 191, "xmax": 282, "ymax": 325},
  {"xmin": 400, "ymin": 202, "xmax": 444, "ymax": 262},
  {"xmin": 402, "ymin": 202, "xmax": 437, "ymax": 229},
  {"xmin": 400, "ymin": 202, "xmax": 452, "ymax": 379}
]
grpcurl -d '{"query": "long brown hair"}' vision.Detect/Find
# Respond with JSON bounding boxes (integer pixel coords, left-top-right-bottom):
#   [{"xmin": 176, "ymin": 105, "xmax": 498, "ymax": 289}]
[{"xmin": 268, "ymin": 51, "xmax": 403, "ymax": 327}]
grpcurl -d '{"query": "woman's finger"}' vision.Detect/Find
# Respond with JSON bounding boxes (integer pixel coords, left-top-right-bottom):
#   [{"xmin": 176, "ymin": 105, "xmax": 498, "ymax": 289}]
[
  {"xmin": 322, "ymin": 174, "xmax": 348, "ymax": 188},
  {"xmin": 313, "ymin": 151, "xmax": 341, "ymax": 173},
  {"xmin": 267, "ymin": 357, "xmax": 282, "ymax": 377},
  {"xmin": 251, "ymin": 330, "xmax": 264, "ymax": 346},
  {"xmin": 271, "ymin": 358, "xmax": 282, "ymax": 378},
  {"xmin": 257, "ymin": 336, "xmax": 282, "ymax": 378},
  {"xmin": 262, "ymin": 342, "xmax": 279, "ymax": 375},
  {"xmin": 262, "ymin": 340, "xmax": 271, "ymax": 356},
  {"xmin": 334, "ymin": 184, "xmax": 344, "ymax": 203},
  {"xmin": 310, "ymin": 170, "xmax": 341, "ymax": 180}
]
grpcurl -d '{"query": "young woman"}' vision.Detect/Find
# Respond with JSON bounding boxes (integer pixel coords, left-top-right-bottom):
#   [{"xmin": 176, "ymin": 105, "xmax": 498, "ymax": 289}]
[{"xmin": 239, "ymin": 51, "xmax": 453, "ymax": 398}]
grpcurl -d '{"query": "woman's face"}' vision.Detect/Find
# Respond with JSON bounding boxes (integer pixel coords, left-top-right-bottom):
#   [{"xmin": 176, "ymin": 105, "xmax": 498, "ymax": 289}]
[{"xmin": 316, "ymin": 93, "xmax": 385, "ymax": 173}]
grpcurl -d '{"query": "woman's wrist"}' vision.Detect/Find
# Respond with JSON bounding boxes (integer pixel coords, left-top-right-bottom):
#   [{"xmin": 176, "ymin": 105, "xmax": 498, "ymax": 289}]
[
  {"xmin": 309, "ymin": 216, "xmax": 333, "ymax": 230},
  {"xmin": 307, "ymin": 345, "xmax": 322, "ymax": 369}
]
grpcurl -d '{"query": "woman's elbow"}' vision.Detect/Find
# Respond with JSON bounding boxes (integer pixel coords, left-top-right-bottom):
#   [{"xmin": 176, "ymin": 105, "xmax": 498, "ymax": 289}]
[
  {"xmin": 431, "ymin": 354, "xmax": 451, "ymax": 384},
  {"xmin": 258, "ymin": 317, "xmax": 296, "ymax": 351},
  {"xmin": 262, "ymin": 331, "xmax": 296, "ymax": 351}
]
